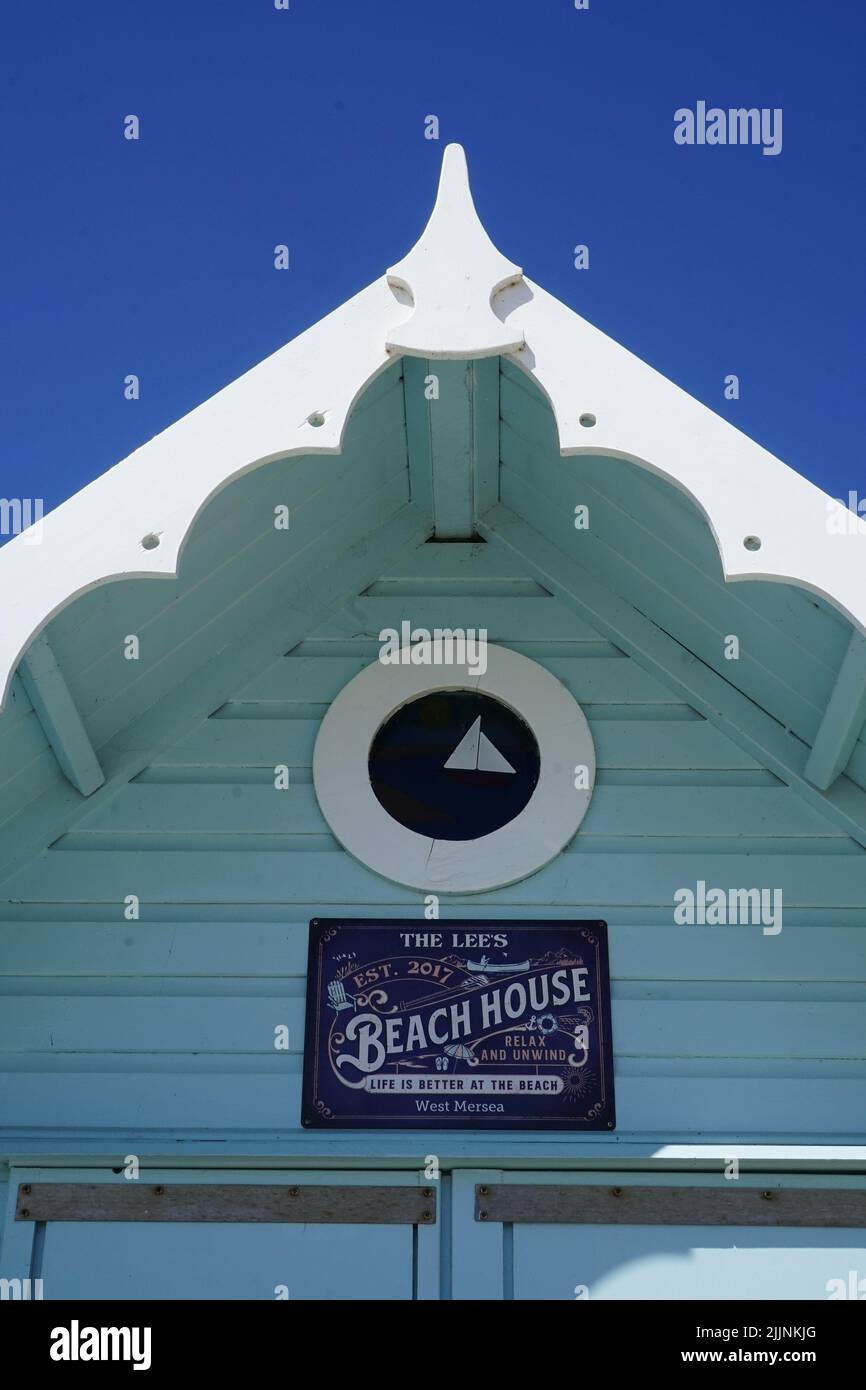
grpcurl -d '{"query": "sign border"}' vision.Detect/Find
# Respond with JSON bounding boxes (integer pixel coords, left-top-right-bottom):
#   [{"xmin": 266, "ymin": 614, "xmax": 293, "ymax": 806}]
[{"xmin": 301, "ymin": 918, "xmax": 616, "ymax": 1131}]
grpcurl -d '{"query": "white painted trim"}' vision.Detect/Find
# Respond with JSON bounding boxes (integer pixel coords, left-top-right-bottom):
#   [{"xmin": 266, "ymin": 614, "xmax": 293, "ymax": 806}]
[
  {"xmin": 312, "ymin": 643, "xmax": 595, "ymax": 893},
  {"xmin": 3, "ymin": 141, "xmax": 865, "ymax": 713},
  {"xmin": 0, "ymin": 280, "xmax": 405, "ymax": 707},
  {"xmin": 498, "ymin": 277, "xmax": 866, "ymax": 634},
  {"xmin": 386, "ymin": 144, "xmax": 524, "ymax": 359}
]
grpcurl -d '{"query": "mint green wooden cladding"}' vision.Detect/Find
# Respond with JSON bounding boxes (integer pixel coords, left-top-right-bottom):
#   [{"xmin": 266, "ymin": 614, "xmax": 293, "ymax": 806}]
[
  {"xmin": 1, "ymin": 540, "xmax": 863, "ymax": 1145},
  {"xmin": 1, "ymin": 357, "xmax": 864, "ymax": 1299}
]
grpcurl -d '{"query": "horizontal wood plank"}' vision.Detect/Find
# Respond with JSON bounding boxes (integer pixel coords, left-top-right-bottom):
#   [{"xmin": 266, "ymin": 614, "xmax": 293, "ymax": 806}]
[
  {"xmin": 0, "ymin": 1071, "xmax": 863, "ymax": 1137},
  {"xmin": 16, "ymin": 1182, "xmax": 435, "ymax": 1225},
  {"xmin": 475, "ymin": 1183, "xmax": 866, "ymax": 1227},
  {"xmin": 148, "ymin": 719, "xmax": 757, "ymax": 770},
  {"xmin": 1, "ymin": 921, "xmax": 862, "ymax": 981},
  {"xmin": 237, "ymin": 652, "xmax": 676, "ymax": 705},
  {"xmin": 0, "ymin": 995, "xmax": 860, "ymax": 1059},
  {"xmin": 8, "ymin": 849, "xmax": 866, "ymax": 905},
  {"xmin": 313, "ymin": 595, "xmax": 602, "ymax": 643},
  {"xmin": 74, "ymin": 783, "xmax": 843, "ymax": 839}
]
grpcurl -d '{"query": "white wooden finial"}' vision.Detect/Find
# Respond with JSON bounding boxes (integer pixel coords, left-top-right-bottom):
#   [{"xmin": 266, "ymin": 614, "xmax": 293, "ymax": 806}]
[{"xmin": 386, "ymin": 143, "xmax": 525, "ymax": 359}]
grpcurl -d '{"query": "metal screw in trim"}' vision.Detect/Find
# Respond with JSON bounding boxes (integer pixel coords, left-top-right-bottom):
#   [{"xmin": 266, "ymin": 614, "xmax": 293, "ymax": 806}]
[
  {"xmin": 477, "ymin": 1185, "xmax": 490, "ymax": 1197},
  {"xmin": 154, "ymin": 1186, "xmax": 164, "ymax": 1195},
  {"xmin": 20, "ymin": 1208, "xmax": 29, "ymax": 1218},
  {"xmin": 478, "ymin": 1210, "xmax": 489, "ymax": 1221},
  {"xmin": 761, "ymin": 1190, "xmax": 774, "ymax": 1200},
  {"xmin": 421, "ymin": 1211, "xmax": 434, "ymax": 1222},
  {"xmin": 421, "ymin": 1188, "xmax": 433, "ymax": 1199},
  {"xmin": 21, "ymin": 1184, "xmax": 31, "ymax": 1195},
  {"xmin": 610, "ymin": 1187, "xmax": 622, "ymax": 1197},
  {"xmin": 288, "ymin": 1187, "xmax": 299, "ymax": 1198}
]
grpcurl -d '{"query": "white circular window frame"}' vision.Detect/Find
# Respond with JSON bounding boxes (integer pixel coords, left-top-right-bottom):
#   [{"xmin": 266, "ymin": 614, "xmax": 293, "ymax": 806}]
[{"xmin": 313, "ymin": 642, "xmax": 595, "ymax": 894}]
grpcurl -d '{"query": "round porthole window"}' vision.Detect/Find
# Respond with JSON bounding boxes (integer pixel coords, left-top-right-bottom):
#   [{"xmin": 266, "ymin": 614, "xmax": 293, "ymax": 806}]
[{"xmin": 313, "ymin": 643, "xmax": 595, "ymax": 893}]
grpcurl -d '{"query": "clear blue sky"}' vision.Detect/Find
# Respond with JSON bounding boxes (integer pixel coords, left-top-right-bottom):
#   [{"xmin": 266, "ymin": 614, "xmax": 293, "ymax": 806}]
[{"xmin": 1, "ymin": 0, "xmax": 863, "ymax": 531}]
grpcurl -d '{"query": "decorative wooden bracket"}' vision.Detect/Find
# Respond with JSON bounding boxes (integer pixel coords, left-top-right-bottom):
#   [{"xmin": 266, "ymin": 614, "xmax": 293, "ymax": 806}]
[
  {"xmin": 386, "ymin": 143, "xmax": 525, "ymax": 360},
  {"xmin": 19, "ymin": 633, "xmax": 104, "ymax": 796},
  {"xmin": 805, "ymin": 630, "xmax": 866, "ymax": 789}
]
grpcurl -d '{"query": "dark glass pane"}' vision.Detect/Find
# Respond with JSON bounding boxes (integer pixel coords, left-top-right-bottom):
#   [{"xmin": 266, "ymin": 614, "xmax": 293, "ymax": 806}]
[{"xmin": 368, "ymin": 691, "xmax": 540, "ymax": 841}]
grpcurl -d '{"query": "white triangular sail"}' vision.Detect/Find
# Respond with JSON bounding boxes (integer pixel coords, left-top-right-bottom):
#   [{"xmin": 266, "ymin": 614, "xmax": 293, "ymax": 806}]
[
  {"xmin": 444, "ymin": 717, "xmax": 516, "ymax": 774},
  {"xmin": 444, "ymin": 716, "xmax": 481, "ymax": 770},
  {"xmin": 477, "ymin": 731, "xmax": 515, "ymax": 775}
]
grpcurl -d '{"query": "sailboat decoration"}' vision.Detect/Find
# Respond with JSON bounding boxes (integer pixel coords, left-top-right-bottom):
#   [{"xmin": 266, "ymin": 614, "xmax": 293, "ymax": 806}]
[
  {"xmin": 444, "ymin": 716, "xmax": 516, "ymax": 774},
  {"xmin": 466, "ymin": 953, "xmax": 530, "ymax": 974}
]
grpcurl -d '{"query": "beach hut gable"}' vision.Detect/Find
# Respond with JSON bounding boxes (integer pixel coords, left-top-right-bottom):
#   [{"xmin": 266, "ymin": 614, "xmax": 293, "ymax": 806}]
[
  {"xmin": 0, "ymin": 146, "xmax": 865, "ymax": 877},
  {"xmin": 1, "ymin": 143, "xmax": 865, "ymax": 1303}
]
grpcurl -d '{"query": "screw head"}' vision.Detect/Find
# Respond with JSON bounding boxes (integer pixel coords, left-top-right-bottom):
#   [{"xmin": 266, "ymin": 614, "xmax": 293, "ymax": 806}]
[
  {"xmin": 288, "ymin": 1186, "xmax": 299, "ymax": 1198},
  {"xmin": 422, "ymin": 1188, "xmax": 433, "ymax": 1199},
  {"xmin": 154, "ymin": 1185, "xmax": 164, "ymax": 1195},
  {"xmin": 20, "ymin": 1208, "xmax": 30, "ymax": 1218},
  {"xmin": 610, "ymin": 1187, "xmax": 622, "ymax": 1197},
  {"xmin": 761, "ymin": 1190, "xmax": 774, "ymax": 1200},
  {"xmin": 21, "ymin": 1184, "xmax": 31, "ymax": 1195},
  {"xmin": 421, "ymin": 1210, "xmax": 434, "ymax": 1223},
  {"xmin": 478, "ymin": 1209, "xmax": 489, "ymax": 1221},
  {"xmin": 478, "ymin": 1185, "xmax": 490, "ymax": 1197}
]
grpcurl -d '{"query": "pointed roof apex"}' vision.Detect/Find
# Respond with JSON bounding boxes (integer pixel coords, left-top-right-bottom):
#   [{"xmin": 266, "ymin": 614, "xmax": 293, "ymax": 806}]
[
  {"xmin": 2, "ymin": 141, "xmax": 866, "ymax": 721},
  {"xmin": 386, "ymin": 143, "xmax": 525, "ymax": 359}
]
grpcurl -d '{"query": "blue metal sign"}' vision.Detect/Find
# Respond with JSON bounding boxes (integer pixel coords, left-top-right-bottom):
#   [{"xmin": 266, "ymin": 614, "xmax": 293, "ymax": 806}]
[{"xmin": 302, "ymin": 920, "xmax": 615, "ymax": 1130}]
